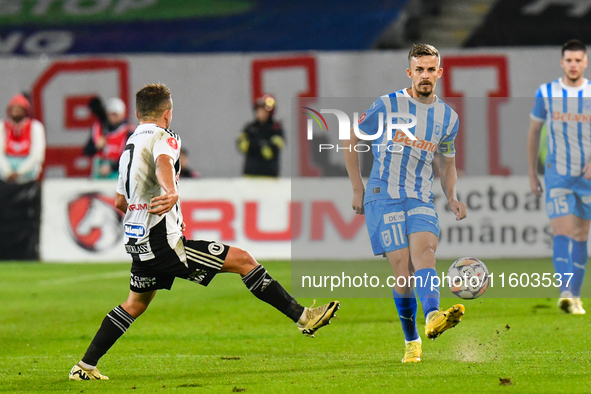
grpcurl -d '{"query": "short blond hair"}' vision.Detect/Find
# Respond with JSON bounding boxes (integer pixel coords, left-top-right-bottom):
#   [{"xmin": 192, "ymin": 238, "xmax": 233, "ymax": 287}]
[
  {"xmin": 135, "ymin": 83, "xmax": 172, "ymax": 120},
  {"xmin": 408, "ymin": 43, "xmax": 440, "ymax": 66}
]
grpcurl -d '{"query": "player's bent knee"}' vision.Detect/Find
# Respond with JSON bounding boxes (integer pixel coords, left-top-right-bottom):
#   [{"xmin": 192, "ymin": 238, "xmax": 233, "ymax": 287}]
[
  {"xmin": 121, "ymin": 301, "xmax": 148, "ymax": 318},
  {"xmin": 223, "ymin": 247, "xmax": 258, "ymax": 275}
]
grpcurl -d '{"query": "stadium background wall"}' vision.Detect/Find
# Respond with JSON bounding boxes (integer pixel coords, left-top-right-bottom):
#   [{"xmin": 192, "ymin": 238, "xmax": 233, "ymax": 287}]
[
  {"xmin": 0, "ymin": 48, "xmax": 569, "ymax": 178},
  {"xmin": 41, "ymin": 177, "xmax": 555, "ymax": 262}
]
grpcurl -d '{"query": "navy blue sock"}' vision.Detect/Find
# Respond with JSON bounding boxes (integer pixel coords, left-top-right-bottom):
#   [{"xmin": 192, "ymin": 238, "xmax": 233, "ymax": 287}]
[
  {"xmin": 553, "ymin": 235, "xmax": 571, "ymax": 294},
  {"xmin": 415, "ymin": 268, "xmax": 440, "ymax": 319},
  {"xmin": 571, "ymin": 239, "xmax": 588, "ymax": 297},
  {"xmin": 393, "ymin": 288, "xmax": 419, "ymax": 342}
]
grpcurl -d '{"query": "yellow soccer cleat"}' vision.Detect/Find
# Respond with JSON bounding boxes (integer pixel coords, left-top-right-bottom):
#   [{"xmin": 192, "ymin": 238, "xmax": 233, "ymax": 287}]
[
  {"xmin": 69, "ymin": 363, "xmax": 109, "ymax": 381},
  {"xmin": 558, "ymin": 291, "xmax": 574, "ymax": 313},
  {"xmin": 425, "ymin": 304, "xmax": 465, "ymax": 340},
  {"xmin": 402, "ymin": 340, "xmax": 422, "ymax": 363},
  {"xmin": 558, "ymin": 297, "xmax": 573, "ymax": 313},
  {"xmin": 297, "ymin": 300, "xmax": 340, "ymax": 338},
  {"xmin": 571, "ymin": 298, "xmax": 586, "ymax": 315}
]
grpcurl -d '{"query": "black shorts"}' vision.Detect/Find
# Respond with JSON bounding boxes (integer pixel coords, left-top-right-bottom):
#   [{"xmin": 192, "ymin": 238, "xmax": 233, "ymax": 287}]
[{"xmin": 129, "ymin": 238, "xmax": 230, "ymax": 293}]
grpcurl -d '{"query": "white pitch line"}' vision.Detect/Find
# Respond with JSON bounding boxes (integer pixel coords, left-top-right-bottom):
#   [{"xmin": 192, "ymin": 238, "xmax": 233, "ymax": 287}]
[{"xmin": 38, "ymin": 270, "xmax": 130, "ymax": 286}]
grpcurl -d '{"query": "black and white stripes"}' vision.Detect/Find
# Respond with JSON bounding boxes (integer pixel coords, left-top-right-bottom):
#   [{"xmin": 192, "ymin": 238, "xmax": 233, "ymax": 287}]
[
  {"xmin": 106, "ymin": 306, "xmax": 135, "ymax": 334},
  {"xmin": 185, "ymin": 246, "xmax": 224, "ymax": 271},
  {"xmin": 242, "ymin": 265, "xmax": 272, "ymax": 292}
]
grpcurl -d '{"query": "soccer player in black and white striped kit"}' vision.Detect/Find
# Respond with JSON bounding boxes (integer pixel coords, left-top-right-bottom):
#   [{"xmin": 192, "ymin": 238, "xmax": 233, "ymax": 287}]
[{"xmin": 69, "ymin": 83, "xmax": 339, "ymax": 381}]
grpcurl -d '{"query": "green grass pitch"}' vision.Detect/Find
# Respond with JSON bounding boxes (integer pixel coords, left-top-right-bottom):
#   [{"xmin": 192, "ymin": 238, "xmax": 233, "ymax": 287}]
[{"xmin": 0, "ymin": 260, "xmax": 589, "ymax": 393}]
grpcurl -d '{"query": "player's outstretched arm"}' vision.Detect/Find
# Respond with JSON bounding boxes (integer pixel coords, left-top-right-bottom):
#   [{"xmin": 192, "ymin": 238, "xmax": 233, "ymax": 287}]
[
  {"xmin": 527, "ymin": 119, "xmax": 545, "ymax": 196},
  {"xmin": 439, "ymin": 155, "xmax": 467, "ymax": 221},
  {"xmin": 343, "ymin": 125, "xmax": 365, "ymax": 215},
  {"xmin": 149, "ymin": 154, "xmax": 178, "ymax": 216}
]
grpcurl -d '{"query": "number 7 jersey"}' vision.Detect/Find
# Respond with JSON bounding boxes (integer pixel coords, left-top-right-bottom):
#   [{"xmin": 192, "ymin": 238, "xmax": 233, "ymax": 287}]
[{"xmin": 116, "ymin": 123, "xmax": 183, "ymax": 262}]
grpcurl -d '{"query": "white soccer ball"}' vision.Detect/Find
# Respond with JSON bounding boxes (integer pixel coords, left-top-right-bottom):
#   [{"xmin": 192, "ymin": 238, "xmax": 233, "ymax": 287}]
[{"xmin": 447, "ymin": 257, "xmax": 489, "ymax": 299}]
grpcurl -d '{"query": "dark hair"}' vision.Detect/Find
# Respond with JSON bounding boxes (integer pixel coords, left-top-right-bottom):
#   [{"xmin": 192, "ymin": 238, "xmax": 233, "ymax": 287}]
[
  {"xmin": 562, "ymin": 39, "xmax": 586, "ymax": 56},
  {"xmin": 135, "ymin": 83, "xmax": 172, "ymax": 120},
  {"xmin": 408, "ymin": 43, "xmax": 440, "ymax": 66}
]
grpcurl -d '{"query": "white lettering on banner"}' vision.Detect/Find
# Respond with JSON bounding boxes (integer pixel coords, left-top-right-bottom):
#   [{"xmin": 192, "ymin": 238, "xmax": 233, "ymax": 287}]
[
  {"xmin": 522, "ymin": 0, "xmax": 591, "ymax": 18},
  {"xmin": 22, "ymin": 31, "xmax": 74, "ymax": 53},
  {"xmin": 0, "ymin": 30, "xmax": 74, "ymax": 54},
  {"xmin": 40, "ymin": 177, "xmax": 566, "ymax": 262},
  {"xmin": 0, "ymin": 32, "xmax": 23, "ymax": 53},
  {"xmin": 0, "ymin": 0, "xmax": 22, "ymax": 15},
  {"xmin": 30, "ymin": 0, "xmax": 157, "ymax": 15},
  {"xmin": 64, "ymin": 0, "xmax": 110, "ymax": 15},
  {"xmin": 114, "ymin": 0, "xmax": 157, "ymax": 14},
  {"xmin": 383, "ymin": 211, "xmax": 405, "ymax": 224}
]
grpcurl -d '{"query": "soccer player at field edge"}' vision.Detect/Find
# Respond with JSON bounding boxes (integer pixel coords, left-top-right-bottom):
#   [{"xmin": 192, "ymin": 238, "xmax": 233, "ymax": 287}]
[
  {"xmin": 343, "ymin": 44, "xmax": 468, "ymax": 363},
  {"xmin": 69, "ymin": 83, "xmax": 339, "ymax": 381},
  {"xmin": 527, "ymin": 39, "xmax": 590, "ymax": 315}
]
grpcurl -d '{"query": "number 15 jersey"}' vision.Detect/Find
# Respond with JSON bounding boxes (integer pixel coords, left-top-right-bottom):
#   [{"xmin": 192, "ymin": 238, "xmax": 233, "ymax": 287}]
[{"xmin": 116, "ymin": 123, "xmax": 183, "ymax": 262}]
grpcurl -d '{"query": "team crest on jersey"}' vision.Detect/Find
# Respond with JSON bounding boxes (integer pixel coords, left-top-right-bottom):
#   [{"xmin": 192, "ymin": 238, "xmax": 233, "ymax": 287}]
[
  {"xmin": 434, "ymin": 123, "xmax": 442, "ymax": 136},
  {"xmin": 167, "ymin": 137, "xmax": 178, "ymax": 149},
  {"xmin": 67, "ymin": 193, "xmax": 123, "ymax": 252}
]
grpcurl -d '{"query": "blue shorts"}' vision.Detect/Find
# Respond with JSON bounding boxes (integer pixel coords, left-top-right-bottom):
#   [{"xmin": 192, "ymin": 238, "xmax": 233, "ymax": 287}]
[
  {"xmin": 364, "ymin": 198, "xmax": 440, "ymax": 255},
  {"xmin": 545, "ymin": 167, "xmax": 591, "ymax": 220}
]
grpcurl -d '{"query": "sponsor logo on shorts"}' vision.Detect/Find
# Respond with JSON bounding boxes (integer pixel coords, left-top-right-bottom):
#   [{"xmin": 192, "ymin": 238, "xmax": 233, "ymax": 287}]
[
  {"xmin": 407, "ymin": 207, "xmax": 437, "ymax": 217},
  {"xmin": 130, "ymin": 274, "xmax": 157, "ymax": 289},
  {"xmin": 549, "ymin": 188, "xmax": 573, "ymax": 198},
  {"xmin": 381, "ymin": 230, "xmax": 392, "ymax": 247},
  {"xmin": 373, "ymin": 187, "xmax": 380, "ymax": 194},
  {"xmin": 124, "ymin": 223, "xmax": 146, "ymax": 237},
  {"xmin": 581, "ymin": 195, "xmax": 591, "ymax": 204},
  {"xmin": 383, "ymin": 211, "xmax": 405, "ymax": 224},
  {"xmin": 188, "ymin": 269, "xmax": 208, "ymax": 284},
  {"xmin": 208, "ymin": 243, "xmax": 225, "ymax": 256},
  {"xmin": 125, "ymin": 243, "xmax": 152, "ymax": 254}
]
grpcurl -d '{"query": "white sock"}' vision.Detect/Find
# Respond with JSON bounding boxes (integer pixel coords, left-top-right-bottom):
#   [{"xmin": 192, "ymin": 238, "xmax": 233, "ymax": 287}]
[
  {"xmin": 298, "ymin": 308, "xmax": 307, "ymax": 323},
  {"xmin": 78, "ymin": 361, "xmax": 95, "ymax": 370},
  {"xmin": 405, "ymin": 337, "xmax": 421, "ymax": 346},
  {"xmin": 560, "ymin": 290, "xmax": 574, "ymax": 299}
]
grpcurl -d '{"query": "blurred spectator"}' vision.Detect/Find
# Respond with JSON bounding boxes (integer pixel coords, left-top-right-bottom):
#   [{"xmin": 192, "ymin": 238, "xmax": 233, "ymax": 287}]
[
  {"xmin": 83, "ymin": 97, "xmax": 135, "ymax": 179},
  {"xmin": 237, "ymin": 94, "xmax": 285, "ymax": 177},
  {"xmin": 0, "ymin": 93, "xmax": 45, "ymax": 183},
  {"xmin": 0, "ymin": 93, "xmax": 44, "ymax": 260},
  {"xmin": 179, "ymin": 147, "xmax": 200, "ymax": 178}
]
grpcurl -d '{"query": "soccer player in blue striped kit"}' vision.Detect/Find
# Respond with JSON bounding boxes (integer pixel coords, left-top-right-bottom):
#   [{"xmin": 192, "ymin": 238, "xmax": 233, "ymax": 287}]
[
  {"xmin": 343, "ymin": 44, "xmax": 468, "ymax": 363},
  {"xmin": 528, "ymin": 39, "xmax": 590, "ymax": 315}
]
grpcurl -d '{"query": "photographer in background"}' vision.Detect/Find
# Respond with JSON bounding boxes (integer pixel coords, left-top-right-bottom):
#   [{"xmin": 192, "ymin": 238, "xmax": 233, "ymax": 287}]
[{"xmin": 83, "ymin": 97, "xmax": 135, "ymax": 179}]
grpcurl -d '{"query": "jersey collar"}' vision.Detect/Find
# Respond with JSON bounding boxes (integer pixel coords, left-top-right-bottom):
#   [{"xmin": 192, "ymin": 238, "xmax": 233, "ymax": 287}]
[{"xmin": 402, "ymin": 88, "xmax": 439, "ymax": 108}]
